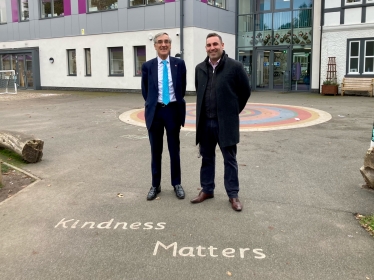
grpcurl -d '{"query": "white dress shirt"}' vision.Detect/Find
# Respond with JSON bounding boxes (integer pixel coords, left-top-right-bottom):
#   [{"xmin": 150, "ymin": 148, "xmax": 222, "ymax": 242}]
[{"xmin": 157, "ymin": 56, "xmax": 176, "ymax": 103}]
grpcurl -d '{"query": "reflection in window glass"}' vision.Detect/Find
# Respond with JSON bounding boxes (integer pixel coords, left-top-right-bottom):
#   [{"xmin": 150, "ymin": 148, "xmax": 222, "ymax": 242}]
[
  {"xmin": 349, "ymin": 41, "xmax": 360, "ymax": 73},
  {"xmin": 207, "ymin": 0, "xmax": 226, "ymax": 9},
  {"xmin": 85, "ymin": 48, "xmax": 91, "ymax": 76},
  {"xmin": 364, "ymin": 41, "xmax": 374, "ymax": 73},
  {"xmin": 0, "ymin": 0, "xmax": 7, "ymax": 24},
  {"xmin": 67, "ymin": 49, "xmax": 77, "ymax": 76},
  {"xmin": 0, "ymin": 54, "xmax": 12, "ymax": 70},
  {"xmin": 255, "ymin": 13, "xmax": 272, "ymax": 46},
  {"xmin": 87, "ymin": 0, "xmax": 118, "ymax": 12},
  {"xmin": 238, "ymin": 48, "xmax": 253, "ymax": 87},
  {"xmin": 109, "ymin": 47, "xmax": 123, "ymax": 76},
  {"xmin": 238, "ymin": 0, "xmax": 253, "ymax": 14},
  {"xmin": 346, "ymin": 0, "xmax": 361, "ymax": 3},
  {"xmin": 41, "ymin": 0, "xmax": 64, "ymax": 18},
  {"xmin": 257, "ymin": 0, "xmax": 270, "ymax": 11},
  {"xmin": 273, "ymin": 12, "xmax": 292, "ymax": 46},
  {"xmin": 19, "ymin": 0, "xmax": 29, "ymax": 21},
  {"xmin": 238, "ymin": 15, "xmax": 254, "ymax": 47},
  {"xmin": 293, "ymin": 9, "xmax": 312, "ymax": 46},
  {"xmin": 274, "ymin": 0, "xmax": 290, "ymax": 10},
  {"xmin": 130, "ymin": 0, "xmax": 164, "ymax": 7},
  {"xmin": 134, "ymin": 46, "xmax": 146, "ymax": 76},
  {"xmin": 293, "ymin": 0, "xmax": 312, "ymax": 9}
]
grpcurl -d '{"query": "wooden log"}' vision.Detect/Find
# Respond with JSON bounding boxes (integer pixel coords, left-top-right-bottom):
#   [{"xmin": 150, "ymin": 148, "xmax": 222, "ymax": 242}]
[{"xmin": 0, "ymin": 130, "xmax": 44, "ymax": 163}]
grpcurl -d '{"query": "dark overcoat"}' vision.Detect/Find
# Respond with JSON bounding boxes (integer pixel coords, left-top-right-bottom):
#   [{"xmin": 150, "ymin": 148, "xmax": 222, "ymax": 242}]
[
  {"xmin": 195, "ymin": 51, "xmax": 251, "ymax": 147},
  {"xmin": 141, "ymin": 56, "xmax": 187, "ymax": 130}
]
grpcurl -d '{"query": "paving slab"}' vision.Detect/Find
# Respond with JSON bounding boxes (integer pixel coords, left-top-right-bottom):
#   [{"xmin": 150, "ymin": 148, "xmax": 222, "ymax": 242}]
[{"xmin": 0, "ymin": 91, "xmax": 374, "ymax": 280}]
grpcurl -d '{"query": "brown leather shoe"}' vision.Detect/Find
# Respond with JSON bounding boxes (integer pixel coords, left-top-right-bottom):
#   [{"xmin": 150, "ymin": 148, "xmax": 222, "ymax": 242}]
[
  {"xmin": 229, "ymin": 198, "xmax": 242, "ymax": 211},
  {"xmin": 190, "ymin": 191, "xmax": 214, "ymax": 203}
]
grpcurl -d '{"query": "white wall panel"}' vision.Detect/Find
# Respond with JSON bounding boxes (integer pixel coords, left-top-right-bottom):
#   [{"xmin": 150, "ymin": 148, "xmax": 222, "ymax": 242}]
[
  {"xmin": 325, "ymin": 0, "xmax": 341, "ymax": 9},
  {"xmin": 345, "ymin": 8, "xmax": 362, "ymax": 25},
  {"xmin": 324, "ymin": 12, "xmax": 340, "ymax": 26},
  {"xmin": 367, "ymin": 7, "xmax": 374, "ymax": 23}
]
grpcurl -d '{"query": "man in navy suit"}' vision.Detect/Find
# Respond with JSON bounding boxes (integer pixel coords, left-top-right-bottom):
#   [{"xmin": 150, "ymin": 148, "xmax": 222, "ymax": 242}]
[{"xmin": 141, "ymin": 32, "xmax": 187, "ymax": 201}]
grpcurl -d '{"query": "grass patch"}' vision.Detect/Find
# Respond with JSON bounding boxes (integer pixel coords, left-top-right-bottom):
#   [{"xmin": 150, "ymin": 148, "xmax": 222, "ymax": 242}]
[
  {"xmin": 355, "ymin": 214, "xmax": 374, "ymax": 237},
  {"xmin": 0, "ymin": 148, "xmax": 25, "ymax": 167}
]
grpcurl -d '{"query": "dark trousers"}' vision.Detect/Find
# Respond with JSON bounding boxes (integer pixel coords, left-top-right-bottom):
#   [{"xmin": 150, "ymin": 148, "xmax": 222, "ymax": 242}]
[
  {"xmin": 199, "ymin": 118, "xmax": 239, "ymax": 198},
  {"xmin": 148, "ymin": 103, "xmax": 181, "ymax": 188}
]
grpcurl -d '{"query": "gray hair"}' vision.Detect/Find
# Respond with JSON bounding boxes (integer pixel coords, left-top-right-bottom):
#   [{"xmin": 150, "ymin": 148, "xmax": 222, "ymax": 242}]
[{"xmin": 153, "ymin": 32, "xmax": 172, "ymax": 44}]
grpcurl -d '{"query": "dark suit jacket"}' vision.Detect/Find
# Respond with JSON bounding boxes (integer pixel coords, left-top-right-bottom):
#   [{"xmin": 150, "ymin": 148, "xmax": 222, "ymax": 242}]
[{"xmin": 141, "ymin": 56, "xmax": 187, "ymax": 130}]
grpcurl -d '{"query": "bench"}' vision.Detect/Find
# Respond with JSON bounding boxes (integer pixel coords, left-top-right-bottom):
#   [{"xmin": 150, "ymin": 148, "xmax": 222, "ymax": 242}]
[{"xmin": 341, "ymin": 78, "xmax": 374, "ymax": 97}]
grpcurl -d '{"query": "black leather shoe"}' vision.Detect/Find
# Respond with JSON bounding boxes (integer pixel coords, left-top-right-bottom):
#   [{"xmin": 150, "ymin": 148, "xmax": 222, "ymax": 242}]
[
  {"xmin": 147, "ymin": 186, "xmax": 161, "ymax": 201},
  {"xmin": 174, "ymin": 184, "xmax": 185, "ymax": 199}
]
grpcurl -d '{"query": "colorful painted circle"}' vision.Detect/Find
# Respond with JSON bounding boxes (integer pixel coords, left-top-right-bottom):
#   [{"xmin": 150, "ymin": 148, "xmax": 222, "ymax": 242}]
[{"xmin": 119, "ymin": 103, "xmax": 331, "ymax": 132}]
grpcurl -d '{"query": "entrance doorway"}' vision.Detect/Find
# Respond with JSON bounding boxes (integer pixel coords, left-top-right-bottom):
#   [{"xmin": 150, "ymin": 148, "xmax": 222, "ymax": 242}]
[
  {"xmin": 255, "ymin": 48, "xmax": 290, "ymax": 90},
  {"xmin": 15, "ymin": 54, "xmax": 33, "ymax": 89}
]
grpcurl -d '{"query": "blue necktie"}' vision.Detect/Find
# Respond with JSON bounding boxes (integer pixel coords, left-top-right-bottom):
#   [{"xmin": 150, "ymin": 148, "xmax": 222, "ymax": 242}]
[{"xmin": 162, "ymin": 60, "xmax": 170, "ymax": 105}]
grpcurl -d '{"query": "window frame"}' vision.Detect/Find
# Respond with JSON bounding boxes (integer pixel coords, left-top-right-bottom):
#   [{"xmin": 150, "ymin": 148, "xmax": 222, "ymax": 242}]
[
  {"xmin": 345, "ymin": 0, "xmax": 362, "ymax": 5},
  {"xmin": 67, "ymin": 49, "xmax": 77, "ymax": 76},
  {"xmin": 128, "ymin": 0, "xmax": 164, "ymax": 8},
  {"xmin": 348, "ymin": 41, "xmax": 360, "ymax": 75},
  {"xmin": 207, "ymin": 0, "xmax": 226, "ymax": 10},
  {"xmin": 87, "ymin": 0, "xmax": 118, "ymax": 13},
  {"xmin": 364, "ymin": 40, "xmax": 374, "ymax": 74},
  {"xmin": 108, "ymin": 47, "xmax": 124, "ymax": 77},
  {"xmin": 84, "ymin": 48, "xmax": 91, "ymax": 76},
  {"xmin": 40, "ymin": 0, "xmax": 65, "ymax": 19},
  {"xmin": 19, "ymin": 0, "xmax": 29, "ymax": 22},
  {"xmin": 346, "ymin": 38, "xmax": 374, "ymax": 77}
]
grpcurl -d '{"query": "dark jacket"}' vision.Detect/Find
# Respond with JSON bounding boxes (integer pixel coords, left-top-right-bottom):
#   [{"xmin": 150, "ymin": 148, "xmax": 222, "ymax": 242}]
[
  {"xmin": 195, "ymin": 51, "xmax": 251, "ymax": 147},
  {"xmin": 141, "ymin": 56, "xmax": 187, "ymax": 130}
]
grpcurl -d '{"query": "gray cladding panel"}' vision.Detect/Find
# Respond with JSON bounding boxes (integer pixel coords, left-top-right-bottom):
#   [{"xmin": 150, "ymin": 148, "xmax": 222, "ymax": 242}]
[
  {"xmin": 51, "ymin": 17, "xmax": 66, "ymax": 38},
  {"xmin": 71, "ymin": 14, "xmax": 80, "ymax": 36},
  {"xmin": 118, "ymin": 8, "xmax": 128, "ymax": 31},
  {"xmin": 27, "ymin": 0, "xmax": 36, "ymax": 20},
  {"xmin": 219, "ymin": 10, "xmax": 235, "ymax": 34},
  {"xmin": 164, "ymin": 2, "xmax": 177, "ymax": 28},
  {"xmin": 206, "ymin": 6, "xmax": 220, "ymax": 31},
  {"xmin": 128, "ymin": 7, "xmax": 145, "ymax": 31},
  {"xmin": 71, "ymin": 0, "xmax": 78, "ymax": 15},
  {"xmin": 0, "ymin": 25, "xmax": 8, "ymax": 41},
  {"xmin": 29, "ymin": 20, "xmax": 36, "ymax": 38},
  {"xmin": 184, "ymin": 0, "xmax": 194, "ymax": 27},
  {"xmin": 227, "ymin": 0, "xmax": 235, "ymax": 12},
  {"xmin": 86, "ymin": 13, "xmax": 102, "ymax": 34},
  {"xmin": 118, "ymin": 0, "xmax": 127, "ymax": 9},
  {"xmin": 102, "ymin": 10, "xmax": 119, "ymax": 33},
  {"xmin": 33, "ymin": 18, "xmax": 40, "ymax": 38},
  {"xmin": 64, "ymin": 15, "xmax": 73, "ymax": 36},
  {"xmin": 39, "ymin": 19, "xmax": 52, "ymax": 38},
  {"xmin": 12, "ymin": 22, "xmax": 19, "ymax": 40},
  {"xmin": 7, "ymin": 24, "xmax": 14, "ymax": 41},
  {"xmin": 198, "ymin": 2, "xmax": 208, "ymax": 28},
  {"xmin": 18, "ymin": 22, "xmax": 31, "ymax": 40},
  {"xmin": 78, "ymin": 14, "xmax": 87, "ymax": 34},
  {"xmin": 144, "ymin": 5, "xmax": 165, "ymax": 30}
]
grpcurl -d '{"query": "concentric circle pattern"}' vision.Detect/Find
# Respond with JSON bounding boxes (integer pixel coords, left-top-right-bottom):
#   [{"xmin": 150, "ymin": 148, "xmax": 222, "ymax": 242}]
[{"xmin": 119, "ymin": 103, "xmax": 331, "ymax": 132}]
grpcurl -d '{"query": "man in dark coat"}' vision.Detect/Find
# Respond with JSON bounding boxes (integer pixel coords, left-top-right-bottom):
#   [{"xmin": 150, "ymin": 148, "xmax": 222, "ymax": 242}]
[
  {"xmin": 190, "ymin": 33, "xmax": 251, "ymax": 211},
  {"xmin": 141, "ymin": 32, "xmax": 187, "ymax": 201}
]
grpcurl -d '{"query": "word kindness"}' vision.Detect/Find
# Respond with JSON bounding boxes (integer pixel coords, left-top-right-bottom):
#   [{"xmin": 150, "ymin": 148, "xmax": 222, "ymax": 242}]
[
  {"xmin": 153, "ymin": 241, "xmax": 266, "ymax": 259},
  {"xmin": 55, "ymin": 218, "xmax": 166, "ymax": 230}
]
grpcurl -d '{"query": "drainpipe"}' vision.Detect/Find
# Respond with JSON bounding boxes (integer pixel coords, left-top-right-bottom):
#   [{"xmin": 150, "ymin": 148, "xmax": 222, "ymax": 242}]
[
  {"xmin": 180, "ymin": 0, "xmax": 184, "ymax": 60},
  {"xmin": 319, "ymin": 1, "xmax": 324, "ymax": 93}
]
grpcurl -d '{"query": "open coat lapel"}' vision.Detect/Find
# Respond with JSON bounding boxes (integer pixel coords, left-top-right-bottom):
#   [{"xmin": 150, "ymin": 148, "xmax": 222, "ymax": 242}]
[
  {"xmin": 151, "ymin": 58, "xmax": 159, "ymax": 91},
  {"xmin": 170, "ymin": 57, "xmax": 177, "ymax": 91}
]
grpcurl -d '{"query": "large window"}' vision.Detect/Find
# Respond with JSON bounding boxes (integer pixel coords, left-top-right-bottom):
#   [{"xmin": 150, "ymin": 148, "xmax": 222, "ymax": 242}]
[
  {"xmin": 41, "ymin": 0, "xmax": 64, "ymax": 18},
  {"xmin": 0, "ymin": 0, "xmax": 7, "ymax": 24},
  {"xmin": 67, "ymin": 49, "xmax": 76, "ymax": 76},
  {"xmin": 129, "ymin": 0, "xmax": 163, "ymax": 7},
  {"xmin": 88, "ymin": 0, "xmax": 118, "ymax": 12},
  {"xmin": 134, "ymin": 46, "xmax": 145, "ymax": 76},
  {"xmin": 108, "ymin": 47, "xmax": 123, "ymax": 76},
  {"xmin": 346, "ymin": 0, "xmax": 361, "ymax": 3},
  {"xmin": 347, "ymin": 38, "xmax": 374, "ymax": 75},
  {"xmin": 208, "ymin": 0, "xmax": 226, "ymax": 9},
  {"xmin": 19, "ymin": 0, "xmax": 29, "ymax": 21},
  {"xmin": 85, "ymin": 48, "xmax": 91, "ymax": 76}
]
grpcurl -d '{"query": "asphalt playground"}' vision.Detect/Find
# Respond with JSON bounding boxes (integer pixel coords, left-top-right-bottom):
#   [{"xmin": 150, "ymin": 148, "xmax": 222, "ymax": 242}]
[{"xmin": 0, "ymin": 90, "xmax": 374, "ymax": 279}]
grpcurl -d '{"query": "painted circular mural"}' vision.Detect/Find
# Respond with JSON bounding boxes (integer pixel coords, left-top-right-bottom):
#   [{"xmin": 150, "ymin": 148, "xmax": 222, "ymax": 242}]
[{"xmin": 119, "ymin": 103, "xmax": 331, "ymax": 132}]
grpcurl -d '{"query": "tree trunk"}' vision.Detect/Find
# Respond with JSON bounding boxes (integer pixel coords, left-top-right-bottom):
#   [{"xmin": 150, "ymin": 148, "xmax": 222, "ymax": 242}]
[{"xmin": 0, "ymin": 131, "xmax": 44, "ymax": 163}]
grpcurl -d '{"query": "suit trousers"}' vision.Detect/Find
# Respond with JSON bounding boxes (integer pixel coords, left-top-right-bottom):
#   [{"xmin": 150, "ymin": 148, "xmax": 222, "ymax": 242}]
[
  {"xmin": 199, "ymin": 118, "xmax": 239, "ymax": 198},
  {"xmin": 148, "ymin": 102, "xmax": 181, "ymax": 188}
]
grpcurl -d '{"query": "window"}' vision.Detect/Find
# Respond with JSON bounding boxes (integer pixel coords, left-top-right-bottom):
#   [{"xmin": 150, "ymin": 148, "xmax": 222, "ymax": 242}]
[
  {"xmin": 85, "ymin": 48, "xmax": 91, "ymax": 76},
  {"xmin": 0, "ymin": 0, "xmax": 7, "ymax": 24},
  {"xmin": 207, "ymin": 0, "xmax": 226, "ymax": 9},
  {"xmin": 346, "ymin": 0, "xmax": 361, "ymax": 3},
  {"xmin": 364, "ymin": 41, "xmax": 374, "ymax": 73},
  {"xmin": 41, "ymin": 0, "xmax": 64, "ymax": 18},
  {"xmin": 67, "ymin": 49, "xmax": 77, "ymax": 76},
  {"xmin": 19, "ymin": 0, "xmax": 29, "ymax": 21},
  {"xmin": 108, "ymin": 47, "xmax": 123, "ymax": 76},
  {"xmin": 88, "ymin": 0, "xmax": 118, "ymax": 12},
  {"xmin": 134, "ymin": 46, "xmax": 145, "ymax": 76},
  {"xmin": 347, "ymin": 38, "xmax": 374, "ymax": 75},
  {"xmin": 129, "ymin": 0, "xmax": 164, "ymax": 7}
]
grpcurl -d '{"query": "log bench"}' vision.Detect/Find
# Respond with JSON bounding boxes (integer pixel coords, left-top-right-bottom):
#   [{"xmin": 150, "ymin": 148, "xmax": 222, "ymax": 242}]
[{"xmin": 341, "ymin": 77, "xmax": 374, "ymax": 97}]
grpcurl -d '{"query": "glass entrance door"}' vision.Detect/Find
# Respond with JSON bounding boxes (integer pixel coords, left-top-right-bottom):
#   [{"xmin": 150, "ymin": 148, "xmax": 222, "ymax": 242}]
[
  {"xmin": 256, "ymin": 49, "xmax": 289, "ymax": 90},
  {"xmin": 14, "ymin": 54, "xmax": 33, "ymax": 89}
]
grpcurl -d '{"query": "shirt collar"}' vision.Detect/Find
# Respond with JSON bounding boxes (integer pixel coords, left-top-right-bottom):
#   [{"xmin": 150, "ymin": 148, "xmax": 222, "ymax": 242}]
[
  {"xmin": 209, "ymin": 58, "xmax": 220, "ymax": 68},
  {"xmin": 157, "ymin": 56, "xmax": 170, "ymax": 64}
]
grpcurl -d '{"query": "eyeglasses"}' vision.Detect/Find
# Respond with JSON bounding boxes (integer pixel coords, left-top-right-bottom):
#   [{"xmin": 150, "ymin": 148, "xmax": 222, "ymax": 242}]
[{"xmin": 156, "ymin": 40, "xmax": 170, "ymax": 45}]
